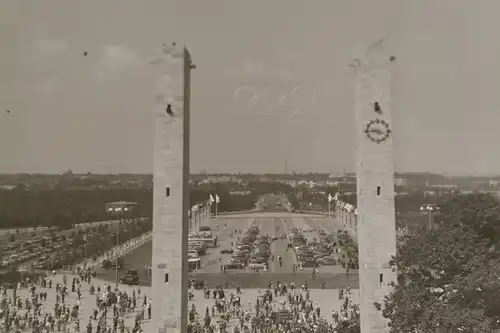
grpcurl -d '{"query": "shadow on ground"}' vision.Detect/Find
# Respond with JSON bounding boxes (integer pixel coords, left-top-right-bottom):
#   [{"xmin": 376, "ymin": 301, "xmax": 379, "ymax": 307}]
[
  {"xmin": 95, "ymin": 268, "xmax": 359, "ymax": 289},
  {"xmin": 189, "ymin": 272, "xmax": 359, "ymax": 289}
]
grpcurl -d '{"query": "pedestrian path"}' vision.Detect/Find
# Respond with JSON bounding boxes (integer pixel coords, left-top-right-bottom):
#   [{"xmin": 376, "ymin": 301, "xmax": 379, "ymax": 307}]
[{"xmin": 79, "ymin": 231, "xmax": 152, "ymax": 270}]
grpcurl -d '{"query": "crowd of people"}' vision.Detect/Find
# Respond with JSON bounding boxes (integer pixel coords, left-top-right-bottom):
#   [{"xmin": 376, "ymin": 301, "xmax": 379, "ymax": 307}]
[
  {"xmin": 0, "ymin": 267, "xmax": 149, "ymax": 333},
  {"xmin": 186, "ymin": 281, "xmax": 357, "ymax": 333},
  {"xmin": 0, "ymin": 267, "xmax": 358, "ymax": 333}
]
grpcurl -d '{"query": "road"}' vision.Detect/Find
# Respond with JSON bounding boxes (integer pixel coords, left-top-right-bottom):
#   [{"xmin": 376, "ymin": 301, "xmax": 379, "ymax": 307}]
[{"xmin": 303, "ymin": 216, "xmax": 341, "ymax": 234}]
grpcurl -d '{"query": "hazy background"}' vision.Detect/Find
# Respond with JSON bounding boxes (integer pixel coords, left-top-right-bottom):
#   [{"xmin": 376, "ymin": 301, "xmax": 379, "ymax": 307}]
[{"xmin": 0, "ymin": 0, "xmax": 498, "ymax": 175}]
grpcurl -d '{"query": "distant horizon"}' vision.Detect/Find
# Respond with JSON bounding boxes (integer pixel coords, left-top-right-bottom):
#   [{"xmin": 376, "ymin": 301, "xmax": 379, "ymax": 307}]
[{"xmin": 1, "ymin": 171, "xmax": 500, "ymax": 178}]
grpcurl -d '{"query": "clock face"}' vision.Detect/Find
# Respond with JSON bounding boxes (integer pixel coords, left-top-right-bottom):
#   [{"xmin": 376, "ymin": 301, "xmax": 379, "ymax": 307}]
[{"xmin": 364, "ymin": 118, "xmax": 391, "ymax": 143}]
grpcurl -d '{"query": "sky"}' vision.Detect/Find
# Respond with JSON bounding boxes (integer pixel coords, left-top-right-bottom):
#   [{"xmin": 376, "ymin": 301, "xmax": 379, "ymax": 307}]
[{"xmin": 0, "ymin": 0, "xmax": 499, "ymax": 175}]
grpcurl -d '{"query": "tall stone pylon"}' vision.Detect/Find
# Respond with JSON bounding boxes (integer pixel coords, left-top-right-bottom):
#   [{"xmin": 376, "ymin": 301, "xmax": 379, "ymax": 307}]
[
  {"xmin": 352, "ymin": 40, "xmax": 397, "ymax": 333},
  {"xmin": 150, "ymin": 43, "xmax": 193, "ymax": 333}
]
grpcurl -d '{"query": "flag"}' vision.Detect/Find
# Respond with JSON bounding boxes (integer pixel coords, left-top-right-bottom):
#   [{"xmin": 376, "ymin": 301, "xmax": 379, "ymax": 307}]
[
  {"xmin": 216, "ymin": 194, "xmax": 220, "ymax": 204},
  {"xmin": 333, "ymin": 193, "xmax": 339, "ymax": 201},
  {"xmin": 209, "ymin": 194, "xmax": 215, "ymax": 203},
  {"xmin": 354, "ymin": 208, "xmax": 358, "ymax": 215},
  {"xmin": 327, "ymin": 193, "xmax": 333, "ymax": 203}
]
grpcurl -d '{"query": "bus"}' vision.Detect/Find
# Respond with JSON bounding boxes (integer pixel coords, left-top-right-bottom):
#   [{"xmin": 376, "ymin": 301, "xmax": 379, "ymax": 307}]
[
  {"xmin": 189, "ymin": 241, "xmax": 207, "ymax": 255},
  {"xmin": 188, "ymin": 258, "xmax": 201, "ymax": 271}
]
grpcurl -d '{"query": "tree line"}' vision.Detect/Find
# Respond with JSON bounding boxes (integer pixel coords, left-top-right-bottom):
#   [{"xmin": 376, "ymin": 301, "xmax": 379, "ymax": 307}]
[
  {"xmin": 0, "ymin": 182, "xmax": 296, "ymax": 228},
  {"xmin": 329, "ymin": 192, "xmax": 500, "ymax": 332},
  {"xmin": 379, "ymin": 192, "xmax": 500, "ymax": 332}
]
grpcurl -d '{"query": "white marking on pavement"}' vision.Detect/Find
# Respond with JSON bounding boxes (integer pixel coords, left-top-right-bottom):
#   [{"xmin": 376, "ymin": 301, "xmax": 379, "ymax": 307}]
[
  {"xmin": 281, "ymin": 219, "xmax": 289, "ymax": 235},
  {"xmin": 281, "ymin": 219, "xmax": 298, "ymax": 266},
  {"xmin": 246, "ymin": 218, "xmax": 256, "ymax": 229},
  {"xmin": 269, "ymin": 218, "xmax": 279, "ymax": 271},
  {"xmin": 218, "ymin": 225, "xmax": 227, "ymax": 234}
]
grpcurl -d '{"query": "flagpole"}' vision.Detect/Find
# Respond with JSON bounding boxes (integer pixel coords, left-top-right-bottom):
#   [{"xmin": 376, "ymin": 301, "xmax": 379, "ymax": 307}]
[
  {"xmin": 195, "ymin": 208, "xmax": 199, "ymax": 232},
  {"xmin": 215, "ymin": 194, "xmax": 220, "ymax": 218},
  {"xmin": 327, "ymin": 193, "xmax": 331, "ymax": 218},
  {"xmin": 209, "ymin": 194, "xmax": 215, "ymax": 219}
]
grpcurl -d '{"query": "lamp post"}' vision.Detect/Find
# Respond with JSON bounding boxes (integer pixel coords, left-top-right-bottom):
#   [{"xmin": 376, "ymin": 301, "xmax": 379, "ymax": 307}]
[
  {"xmin": 188, "ymin": 208, "xmax": 192, "ymax": 233},
  {"xmin": 354, "ymin": 208, "xmax": 358, "ymax": 240},
  {"xmin": 205, "ymin": 201, "xmax": 209, "ymax": 224},
  {"xmin": 420, "ymin": 205, "xmax": 436, "ymax": 229},
  {"xmin": 107, "ymin": 206, "xmax": 129, "ymax": 287}
]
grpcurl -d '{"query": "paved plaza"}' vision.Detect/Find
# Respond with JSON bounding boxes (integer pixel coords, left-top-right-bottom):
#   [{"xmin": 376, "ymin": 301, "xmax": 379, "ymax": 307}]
[{"xmin": 2, "ymin": 271, "xmax": 359, "ymax": 332}]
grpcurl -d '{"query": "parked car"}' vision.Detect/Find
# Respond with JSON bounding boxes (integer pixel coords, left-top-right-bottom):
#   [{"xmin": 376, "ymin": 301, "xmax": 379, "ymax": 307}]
[
  {"xmin": 320, "ymin": 257, "xmax": 338, "ymax": 265},
  {"xmin": 121, "ymin": 269, "xmax": 139, "ymax": 285},
  {"xmin": 248, "ymin": 262, "xmax": 266, "ymax": 270},
  {"xmin": 301, "ymin": 260, "xmax": 319, "ymax": 268},
  {"xmin": 225, "ymin": 262, "xmax": 245, "ymax": 269},
  {"xmin": 220, "ymin": 249, "xmax": 234, "ymax": 254}
]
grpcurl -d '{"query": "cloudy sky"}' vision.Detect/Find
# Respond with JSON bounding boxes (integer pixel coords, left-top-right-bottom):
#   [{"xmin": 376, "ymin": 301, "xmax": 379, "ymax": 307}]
[{"xmin": 0, "ymin": 0, "xmax": 499, "ymax": 175}]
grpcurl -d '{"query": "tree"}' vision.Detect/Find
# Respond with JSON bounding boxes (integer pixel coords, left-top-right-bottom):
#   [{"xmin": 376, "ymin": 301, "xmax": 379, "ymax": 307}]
[{"xmin": 383, "ymin": 192, "xmax": 500, "ymax": 332}]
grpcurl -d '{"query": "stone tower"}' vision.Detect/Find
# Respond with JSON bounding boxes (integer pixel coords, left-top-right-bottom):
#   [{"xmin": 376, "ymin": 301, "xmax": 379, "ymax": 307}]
[
  {"xmin": 151, "ymin": 43, "xmax": 192, "ymax": 333},
  {"xmin": 352, "ymin": 40, "xmax": 397, "ymax": 333}
]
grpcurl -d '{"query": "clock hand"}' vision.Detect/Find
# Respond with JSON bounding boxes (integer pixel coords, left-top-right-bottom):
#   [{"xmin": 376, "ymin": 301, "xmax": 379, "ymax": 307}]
[{"xmin": 369, "ymin": 128, "xmax": 383, "ymax": 135}]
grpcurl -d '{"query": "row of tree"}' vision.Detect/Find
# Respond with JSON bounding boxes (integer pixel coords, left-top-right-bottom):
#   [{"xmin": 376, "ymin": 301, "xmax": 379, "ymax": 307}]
[
  {"xmin": 0, "ymin": 181, "xmax": 297, "ymax": 228},
  {"xmin": 297, "ymin": 188, "xmax": 458, "ymax": 215}
]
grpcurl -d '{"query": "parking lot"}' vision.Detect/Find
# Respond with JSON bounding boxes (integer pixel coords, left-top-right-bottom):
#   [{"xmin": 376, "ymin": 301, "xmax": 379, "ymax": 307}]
[{"xmin": 0, "ymin": 219, "xmax": 147, "ymax": 272}]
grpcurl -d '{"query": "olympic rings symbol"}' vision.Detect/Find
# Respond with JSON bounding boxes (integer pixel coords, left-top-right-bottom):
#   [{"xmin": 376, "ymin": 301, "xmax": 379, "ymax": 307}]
[{"xmin": 233, "ymin": 84, "xmax": 316, "ymax": 115}]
